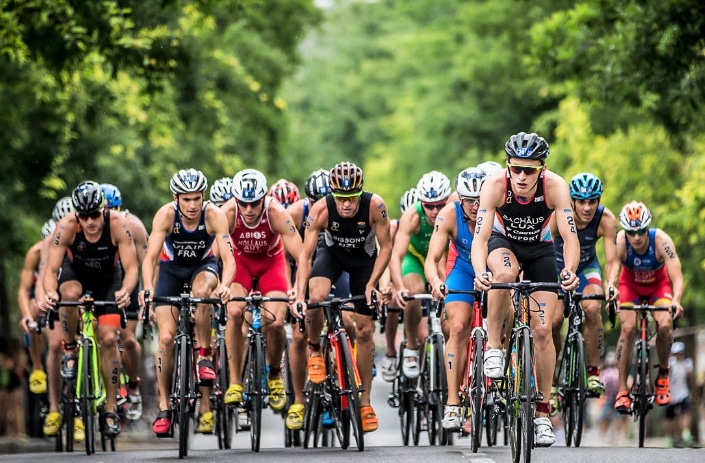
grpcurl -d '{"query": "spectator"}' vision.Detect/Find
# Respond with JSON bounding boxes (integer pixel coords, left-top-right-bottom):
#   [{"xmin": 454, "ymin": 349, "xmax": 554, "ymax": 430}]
[
  {"xmin": 598, "ymin": 351, "xmax": 629, "ymax": 445},
  {"xmin": 664, "ymin": 341, "xmax": 694, "ymax": 448}
]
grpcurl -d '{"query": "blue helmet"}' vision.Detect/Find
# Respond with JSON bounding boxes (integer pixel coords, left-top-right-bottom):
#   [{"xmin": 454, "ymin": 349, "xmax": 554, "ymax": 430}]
[
  {"xmin": 100, "ymin": 183, "xmax": 123, "ymax": 209},
  {"xmin": 569, "ymin": 173, "xmax": 603, "ymax": 200}
]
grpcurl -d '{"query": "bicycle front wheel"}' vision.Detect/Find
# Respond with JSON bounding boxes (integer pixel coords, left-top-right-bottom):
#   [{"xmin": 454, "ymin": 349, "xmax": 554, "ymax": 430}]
[
  {"xmin": 636, "ymin": 341, "xmax": 649, "ymax": 448},
  {"xmin": 564, "ymin": 334, "xmax": 586, "ymax": 447},
  {"xmin": 427, "ymin": 335, "xmax": 446, "ymax": 446},
  {"xmin": 338, "ymin": 332, "xmax": 364, "ymax": 451},
  {"xmin": 177, "ymin": 336, "xmax": 192, "ymax": 459},
  {"xmin": 471, "ymin": 330, "xmax": 485, "ymax": 453},
  {"xmin": 80, "ymin": 340, "xmax": 96, "ymax": 455},
  {"xmin": 247, "ymin": 334, "xmax": 265, "ymax": 452},
  {"xmin": 215, "ymin": 337, "xmax": 232, "ymax": 449}
]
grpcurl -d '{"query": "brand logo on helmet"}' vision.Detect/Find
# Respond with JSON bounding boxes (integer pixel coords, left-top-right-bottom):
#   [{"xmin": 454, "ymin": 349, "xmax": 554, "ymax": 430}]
[
  {"xmin": 183, "ymin": 173, "xmax": 199, "ymax": 183},
  {"xmin": 515, "ymin": 147, "xmax": 533, "ymax": 157}
]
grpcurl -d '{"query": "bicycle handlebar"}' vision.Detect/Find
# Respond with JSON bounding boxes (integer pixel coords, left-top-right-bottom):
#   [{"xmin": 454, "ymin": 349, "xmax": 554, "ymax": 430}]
[
  {"xmin": 402, "ymin": 291, "xmax": 444, "ymax": 318},
  {"xmin": 618, "ymin": 302, "xmax": 678, "ymax": 329},
  {"xmin": 46, "ymin": 297, "xmax": 125, "ymax": 330},
  {"xmin": 142, "ymin": 289, "xmax": 226, "ymax": 329},
  {"xmin": 479, "ymin": 280, "xmax": 565, "ymax": 319}
]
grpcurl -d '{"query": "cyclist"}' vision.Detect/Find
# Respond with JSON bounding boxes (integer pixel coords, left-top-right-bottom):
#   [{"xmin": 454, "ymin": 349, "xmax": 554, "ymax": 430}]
[
  {"xmin": 425, "ymin": 167, "xmax": 484, "ymax": 430},
  {"xmin": 35, "ymin": 198, "xmax": 74, "ymax": 438},
  {"xmin": 141, "ymin": 168, "xmax": 235, "ymax": 437},
  {"xmin": 18, "ymin": 219, "xmax": 55, "ymax": 396},
  {"xmin": 379, "ymin": 187, "xmax": 419, "ymax": 382},
  {"xmin": 549, "ymin": 172, "xmax": 620, "ymax": 410},
  {"xmin": 43, "ymin": 180, "xmax": 139, "ymax": 439},
  {"xmin": 101, "ymin": 182, "xmax": 150, "ymax": 421},
  {"xmin": 221, "ymin": 169, "xmax": 305, "ymax": 418},
  {"xmin": 391, "ymin": 171, "xmax": 452, "ymax": 380},
  {"xmin": 476, "ymin": 160, "xmax": 504, "ymax": 179},
  {"xmin": 268, "ymin": 178, "xmax": 301, "ymax": 209},
  {"xmin": 209, "ymin": 177, "xmax": 234, "ymax": 207},
  {"xmin": 294, "ymin": 161, "xmax": 392, "ymax": 433},
  {"xmin": 613, "ymin": 200, "xmax": 684, "ymax": 413},
  {"xmin": 284, "ymin": 168, "xmax": 352, "ymax": 430},
  {"xmin": 472, "ymin": 132, "xmax": 579, "ymax": 446}
]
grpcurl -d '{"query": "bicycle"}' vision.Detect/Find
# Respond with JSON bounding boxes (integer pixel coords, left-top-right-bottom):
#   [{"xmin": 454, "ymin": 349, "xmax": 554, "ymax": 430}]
[
  {"xmin": 209, "ymin": 303, "xmax": 233, "ymax": 450},
  {"xmin": 555, "ymin": 290, "xmax": 612, "ymax": 447},
  {"xmin": 228, "ymin": 291, "xmax": 290, "ymax": 453},
  {"xmin": 300, "ymin": 293, "xmax": 377, "ymax": 452},
  {"xmin": 405, "ymin": 293, "xmax": 450, "ymax": 447},
  {"xmin": 143, "ymin": 286, "xmax": 225, "ymax": 459},
  {"xmin": 47, "ymin": 294, "xmax": 126, "ymax": 454},
  {"xmin": 481, "ymin": 280, "xmax": 565, "ymax": 463},
  {"xmin": 618, "ymin": 301, "xmax": 676, "ymax": 448}
]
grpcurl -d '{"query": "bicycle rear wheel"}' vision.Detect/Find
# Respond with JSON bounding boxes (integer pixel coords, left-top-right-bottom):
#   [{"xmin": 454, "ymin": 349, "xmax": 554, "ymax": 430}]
[
  {"xmin": 338, "ymin": 331, "xmax": 364, "ymax": 451},
  {"xmin": 471, "ymin": 330, "xmax": 485, "ymax": 453},
  {"xmin": 177, "ymin": 336, "xmax": 192, "ymax": 459}
]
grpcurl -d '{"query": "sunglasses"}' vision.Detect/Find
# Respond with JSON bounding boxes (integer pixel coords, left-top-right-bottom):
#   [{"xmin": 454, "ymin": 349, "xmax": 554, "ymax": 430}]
[
  {"xmin": 506, "ymin": 162, "xmax": 543, "ymax": 175},
  {"xmin": 626, "ymin": 228, "xmax": 648, "ymax": 236},
  {"xmin": 332, "ymin": 191, "xmax": 362, "ymax": 202},
  {"xmin": 236, "ymin": 198, "xmax": 264, "ymax": 209},
  {"xmin": 460, "ymin": 197, "xmax": 480, "ymax": 207},
  {"xmin": 422, "ymin": 202, "xmax": 445, "ymax": 211},
  {"xmin": 77, "ymin": 211, "xmax": 102, "ymax": 221}
]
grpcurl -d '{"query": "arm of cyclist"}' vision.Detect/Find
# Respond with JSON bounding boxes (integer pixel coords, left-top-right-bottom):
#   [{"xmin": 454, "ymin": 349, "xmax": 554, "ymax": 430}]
[
  {"xmin": 270, "ymin": 200, "xmax": 305, "ymax": 302},
  {"xmin": 600, "ymin": 207, "xmax": 621, "ymax": 301},
  {"xmin": 366, "ymin": 194, "xmax": 392, "ymax": 308},
  {"xmin": 42, "ymin": 215, "xmax": 75, "ymax": 308},
  {"xmin": 113, "ymin": 211, "xmax": 139, "ymax": 308},
  {"xmin": 139, "ymin": 204, "xmax": 171, "ymax": 307},
  {"xmin": 548, "ymin": 172, "xmax": 579, "ymax": 291},
  {"xmin": 389, "ymin": 205, "xmax": 416, "ymax": 308},
  {"xmin": 18, "ymin": 242, "xmax": 42, "ymax": 332},
  {"xmin": 424, "ymin": 207, "xmax": 454, "ymax": 300},
  {"xmin": 656, "ymin": 228, "xmax": 685, "ymax": 319},
  {"xmin": 471, "ymin": 173, "xmax": 501, "ymax": 292},
  {"xmin": 293, "ymin": 200, "xmax": 328, "ymax": 318},
  {"xmin": 206, "ymin": 204, "xmax": 235, "ymax": 302}
]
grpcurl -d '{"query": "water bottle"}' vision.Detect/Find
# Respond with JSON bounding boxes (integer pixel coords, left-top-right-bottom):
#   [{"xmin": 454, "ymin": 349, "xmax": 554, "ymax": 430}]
[{"xmin": 510, "ymin": 344, "xmax": 517, "ymax": 382}]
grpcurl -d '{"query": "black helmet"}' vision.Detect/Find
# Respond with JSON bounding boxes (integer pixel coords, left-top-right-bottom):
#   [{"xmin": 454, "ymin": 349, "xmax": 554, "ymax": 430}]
[
  {"xmin": 505, "ymin": 132, "xmax": 549, "ymax": 161},
  {"xmin": 72, "ymin": 181, "xmax": 104, "ymax": 214}
]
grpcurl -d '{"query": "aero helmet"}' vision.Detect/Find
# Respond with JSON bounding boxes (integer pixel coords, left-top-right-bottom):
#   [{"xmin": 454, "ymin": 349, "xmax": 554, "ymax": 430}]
[
  {"xmin": 232, "ymin": 169, "xmax": 268, "ymax": 202},
  {"xmin": 305, "ymin": 169, "xmax": 331, "ymax": 201},
  {"xmin": 72, "ymin": 181, "xmax": 105, "ymax": 214},
  {"xmin": 505, "ymin": 132, "xmax": 549, "ymax": 161},
  {"xmin": 41, "ymin": 218, "xmax": 57, "ymax": 240},
  {"xmin": 209, "ymin": 177, "xmax": 234, "ymax": 204},
  {"xmin": 456, "ymin": 167, "xmax": 485, "ymax": 198},
  {"xmin": 671, "ymin": 342, "xmax": 685, "ymax": 355},
  {"xmin": 569, "ymin": 173, "xmax": 604, "ymax": 200},
  {"xmin": 52, "ymin": 196, "xmax": 75, "ymax": 222},
  {"xmin": 619, "ymin": 201, "xmax": 652, "ymax": 231},
  {"xmin": 170, "ymin": 168, "xmax": 208, "ymax": 195},
  {"xmin": 399, "ymin": 188, "xmax": 419, "ymax": 213},
  {"xmin": 476, "ymin": 161, "xmax": 503, "ymax": 178},
  {"xmin": 100, "ymin": 183, "xmax": 123, "ymax": 209},
  {"xmin": 268, "ymin": 179, "xmax": 301, "ymax": 208},
  {"xmin": 416, "ymin": 171, "xmax": 452, "ymax": 202},
  {"xmin": 329, "ymin": 162, "xmax": 364, "ymax": 194}
]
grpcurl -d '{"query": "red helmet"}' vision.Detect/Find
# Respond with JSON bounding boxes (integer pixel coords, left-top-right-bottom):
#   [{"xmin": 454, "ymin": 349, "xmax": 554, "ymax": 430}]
[{"xmin": 267, "ymin": 178, "xmax": 301, "ymax": 208}]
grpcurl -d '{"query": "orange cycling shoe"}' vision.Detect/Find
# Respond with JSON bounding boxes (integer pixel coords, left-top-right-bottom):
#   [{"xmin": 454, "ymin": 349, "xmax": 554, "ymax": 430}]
[
  {"xmin": 655, "ymin": 376, "xmax": 671, "ymax": 406},
  {"xmin": 307, "ymin": 355, "xmax": 326, "ymax": 384},
  {"xmin": 614, "ymin": 391, "xmax": 631, "ymax": 414},
  {"xmin": 361, "ymin": 405, "xmax": 378, "ymax": 433}
]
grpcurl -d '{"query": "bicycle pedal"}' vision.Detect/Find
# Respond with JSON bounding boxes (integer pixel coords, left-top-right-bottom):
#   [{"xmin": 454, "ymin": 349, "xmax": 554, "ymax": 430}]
[{"xmin": 536, "ymin": 392, "xmax": 544, "ymax": 401}]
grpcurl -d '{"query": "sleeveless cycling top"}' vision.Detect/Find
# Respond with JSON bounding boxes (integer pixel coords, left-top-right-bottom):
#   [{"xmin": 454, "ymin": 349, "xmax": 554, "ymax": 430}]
[
  {"xmin": 621, "ymin": 229, "xmax": 666, "ymax": 285},
  {"xmin": 323, "ymin": 192, "xmax": 376, "ymax": 258},
  {"xmin": 67, "ymin": 209, "xmax": 119, "ymax": 276},
  {"xmin": 231, "ymin": 197, "xmax": 283, "ymax": 257},
  {"xmin": 407, "ymin": 202, "xmax": 434, "ymax": 263},
  {"xmin": 492, "ymin": 172, "xmax": 553, "ymax": 243},
  {"xmin": 448, "ymin": 201, "xmax": 474, "ymax": 265},
  {"xmin": 161, "ymin": 203, "xmax": 215, "ymax": 265},
  {"xmin": 555, "ymin": 204, "xmax": 603, "ymax": 268}
]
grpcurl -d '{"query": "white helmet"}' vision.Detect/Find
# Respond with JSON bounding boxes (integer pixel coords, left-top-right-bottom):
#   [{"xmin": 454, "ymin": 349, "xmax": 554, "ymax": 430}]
[
  {"xmin": 619, "ymin": 200, "xmax": 652, "ymax": 231},
  {"xmin": 41, "ymin": 218, "xmax": 57, "ymax": 240},
  {"xmin": 477, "ymin": 161, "xmax": 503, "ymax": 177},
  {"xmin": 170, "ymin": 168, "xmax": 208, "ymax": 194},
  {"xmin": 209, "ymin": 177, "xmax": 234, "ymax": 204},
  {"xmin": 399, "ymin": 187, "xmax": 419, "ymax": 213},
  {"xmin": 232, "ymin": 169, "xmax": 268, "ymax": 202},
  {"xmin": 456, "ymin": 167, "xmax": 485, "ymax": 197},
  {"xmin": 52, "ymin": 196, "xmax": 75, "ymax": 221},
  {"xmin": 416, "ymin": 171, "xmax": 451, "ymax": 202}
]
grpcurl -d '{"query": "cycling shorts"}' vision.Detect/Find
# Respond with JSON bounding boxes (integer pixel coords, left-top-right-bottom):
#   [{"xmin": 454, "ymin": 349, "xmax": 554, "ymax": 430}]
[
  {"xmin": 444, "ymin": 258, "xmax": 476, "ymax": 305},
  {"xmin": 401, "ymin": 252, "xmax": 426, "ymax": 280},
  {"xmin": 488, "ymin": 234, "xmax": 557, "ymax": 288},
  {"xmin": 155, "ymin": 256, "xmax": 219, "ymax": 306},
  {"xmin": 233, "ymin": 251, "xmax": 288, "ymax": 294},
  {"xmin": 58, "ymin": 257, "xmax": 123, "ymax": 326},
  {"xmin": 618, "ymin": 273, "xmax": 672, "ymax": 305},
  {"xmin": 311, "ymin": 245, "xmax": 376, "ymax": 316}
]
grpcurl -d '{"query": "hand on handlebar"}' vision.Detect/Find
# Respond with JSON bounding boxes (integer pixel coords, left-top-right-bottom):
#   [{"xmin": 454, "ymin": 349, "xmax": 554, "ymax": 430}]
[
  {"xmin": 213, "ymin": 284, "xmax": 231, "ymax": 303},
  {"xmin": 560, "ymin": 269, "xmax": 578, "ymax": 292},
  {"xmin": 393, "ymin": 288, "xmax": 409, "ymax": 308},
  {"xmin": 474, "ymin": 272, "xmax": 492, "ymax": 292},
  {"xmin": 429, "ymin": 279, "xmax": 446, "ymax": 300},
  {"xmin": 671, "ymin": 301, "xmax": 684, "ymax": 320}
]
